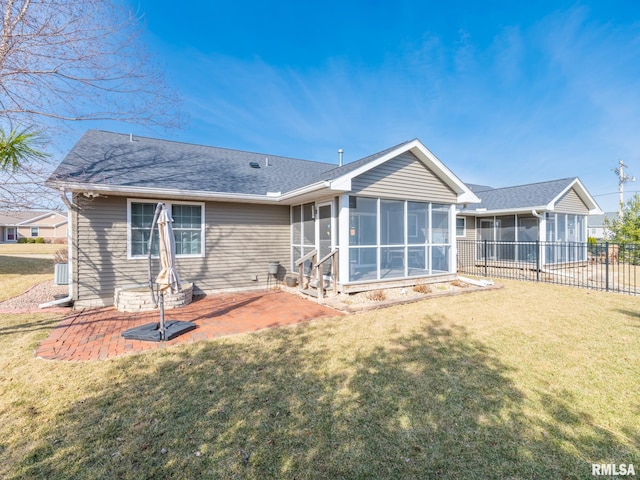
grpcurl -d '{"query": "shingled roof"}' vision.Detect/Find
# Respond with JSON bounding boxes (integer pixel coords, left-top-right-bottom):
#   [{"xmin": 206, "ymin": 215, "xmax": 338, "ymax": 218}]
[
  {"xmin": 461, "ymin": 178, "xmax": 601, "ymax": 214},
  {"xmin": 47, "ymin": 131, "xmax": 479, "ymax": 204},
  {"xmin": 48, "ymin": 130, "xmax": 342, "ymax": 196}
]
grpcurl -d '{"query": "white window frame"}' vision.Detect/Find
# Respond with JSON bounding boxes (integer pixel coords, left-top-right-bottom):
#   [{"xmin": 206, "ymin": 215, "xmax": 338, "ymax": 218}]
[
  {"xmin": 30, "ymin": 227, "xmax": 39, "ymax": 237},
  {"xmin": 456, "ymin": 217, "xmax": 466, "ymax": 237},
  {"xmin": 346, "ymin": 196, "xmax": 454, "ymax": 283},
  {"xmin": 127, "ymin": 198, "xmax": 205, "ymax": 260}
]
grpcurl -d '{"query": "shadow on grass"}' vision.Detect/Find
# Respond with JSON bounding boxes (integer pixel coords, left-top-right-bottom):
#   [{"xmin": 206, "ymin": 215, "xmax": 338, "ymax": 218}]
[
  {"xmin": 0, "ymin": 256, "xmax": 53, "ymax": 275},
  {"xmin": 7, "ymin": 316, "xmax": 639, "ymax": 479},
  {"xmin": 0, "ymin": 316, "xmax": 66, "ymax": 336}
]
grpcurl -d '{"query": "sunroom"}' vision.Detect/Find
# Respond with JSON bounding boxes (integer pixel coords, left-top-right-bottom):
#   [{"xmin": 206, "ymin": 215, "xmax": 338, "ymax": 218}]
[
  {"xmin": 290, "ymin": 196, "xmax": 459, "ymax": 293},
  {"xmin": 470, "ymin": 212, "xmax": 588, "ymax": 264}
]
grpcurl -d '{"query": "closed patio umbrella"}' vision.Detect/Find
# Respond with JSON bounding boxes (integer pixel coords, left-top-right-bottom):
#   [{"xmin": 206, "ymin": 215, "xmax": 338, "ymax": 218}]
[
  {"xmin": 156, "ymin": 204, "xmax": 181, "ymax": 295},
  {"xmin": 122, "ymin": 202, "xmax": 195, "ymax": 342}
]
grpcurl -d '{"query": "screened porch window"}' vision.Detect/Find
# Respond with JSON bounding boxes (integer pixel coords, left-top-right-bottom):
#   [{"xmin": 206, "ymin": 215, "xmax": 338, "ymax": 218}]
[
  {"xmin": 348, "ymin": 196, "xmax": 453, "ymax": 282},
  {"xmin": 129, "ymin": 200, "xmax": 204, "ymax": 258},
  {"xmin": 291, "ymin": 203, "xmax": 316, "ymax": 272},
  {"xmin": 545, "ymin": 212, "xmax": 587, "ymax": 263}
]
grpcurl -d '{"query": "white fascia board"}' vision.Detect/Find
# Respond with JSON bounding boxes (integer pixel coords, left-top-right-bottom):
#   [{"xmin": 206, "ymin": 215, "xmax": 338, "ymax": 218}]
[
  {"xmin": 50, "ymin": 180, "xmax": 334, "ymax": 205},
  {"xmin": 328, "ymin": 177, "xmax": 351, "ymax": 191},
  {"xmin": 548, "ymin": 178, "xmax": 602, "ymax": 214},
  {"xmin": 407, "ymin": 142, "xmax": 480, "ymax": 204},
  {"xmin": 327, "ymin": 139, "xmax": 480, "ymax": 204},
  {"xmin": 278, "ymin": 181, "xmax": 332, "ymax": 201},
  {"xmin": 461, "ymin": 206, "xmax": 549, "ymax": 216},
  {"xmin": 51, "ymin": 181, "xmax": 282, "ymax": 204}
]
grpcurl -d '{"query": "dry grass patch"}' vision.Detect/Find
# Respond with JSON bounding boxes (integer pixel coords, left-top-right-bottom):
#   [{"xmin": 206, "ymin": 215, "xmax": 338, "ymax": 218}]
[
  {"xmin": 0, "ymin": 243, "xmax": 61, "ymax": 255},
  {"xmin": 413, "ymin": 282, "xmax": 432, "ymax": 294},
  {"xmin": 0, "ymin": 279, "xmax": 638, "ymax": 479},
  {"xmin": 0, "ymin": 256, "xmax": 53, "ymax": 301},
  {"xmin": 365, "ymin": 289, "xmax": 387, "ymax": 301}
]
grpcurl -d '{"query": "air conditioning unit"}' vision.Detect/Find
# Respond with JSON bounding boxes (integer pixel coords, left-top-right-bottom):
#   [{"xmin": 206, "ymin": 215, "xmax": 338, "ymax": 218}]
[{"xmin": 54, "ymin": 263, "xmax": 69, "ymax": 285}]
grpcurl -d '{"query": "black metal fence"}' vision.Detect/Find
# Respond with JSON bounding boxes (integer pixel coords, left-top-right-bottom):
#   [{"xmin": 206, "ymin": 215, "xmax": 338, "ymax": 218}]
[{"xmin": 457, "ymin": 240, "xmax": 640, "ymax": 295}]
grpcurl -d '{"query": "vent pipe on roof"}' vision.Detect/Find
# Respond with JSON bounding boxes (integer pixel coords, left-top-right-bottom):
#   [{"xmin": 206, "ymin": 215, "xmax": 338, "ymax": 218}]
[
  {"xmin": 338, "ymin": 148, "xmax": 343, "ymax": 167},
  {"xmin": 266, "ymin": 157, "xmax": 270, "ymax": 167},
  {"xmin": 130, "ymin": 133, "xmax": 133, "ymax": 142}
]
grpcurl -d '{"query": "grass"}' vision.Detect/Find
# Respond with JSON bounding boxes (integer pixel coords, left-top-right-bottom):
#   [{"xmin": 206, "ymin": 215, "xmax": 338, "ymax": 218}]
[
  {"xmin": 0, "ymin": 273, "xmax": 638, "ymax": 478},
  {"xmin": 0, "ymin": 243, "xmax": 62, "ymax": 255},
  {"xmin": 0, "ymin": 256, "xmax": 53, "ymax": 301}
]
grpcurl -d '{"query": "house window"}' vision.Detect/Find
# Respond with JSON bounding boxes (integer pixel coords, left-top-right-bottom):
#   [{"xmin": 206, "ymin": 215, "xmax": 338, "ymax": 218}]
[
  {"xmin": 348, "ymin": 196, "xmax": 452, "ymax": 282},
  {"xmin": 128, "ymin": 200, "xmax": 204, "ymax": 258},
  {"xmin": 456, "ymin": 217, "xmax": 466, "ymax": 237},
  {"xmin": 31, "ymin": 227, "xmax": 39, "ymax": 237},
  {"xmin": 172, "ymin": 204, "xmax": 203, "ymax": 255}
]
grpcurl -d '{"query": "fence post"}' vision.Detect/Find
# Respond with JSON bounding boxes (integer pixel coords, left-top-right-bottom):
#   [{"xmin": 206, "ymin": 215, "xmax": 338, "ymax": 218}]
[
  {"xmin": 483, "ymin": 240, "xmax": 488, "ymax": 277},
  {"xmin": 605, "ymin": 241, "xmax": 609, "ymax": 292},
  {"xmin": 536, "ymin": 240, "xmax": 540, "ymax": 282}
]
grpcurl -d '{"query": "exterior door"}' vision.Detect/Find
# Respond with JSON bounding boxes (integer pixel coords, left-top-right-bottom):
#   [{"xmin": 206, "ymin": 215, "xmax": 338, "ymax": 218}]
[
  {"xmin": 316, "ymin": 202, "xmax": 334, "ymax": 277},
  {"xmin": 478, "ymin": 219, "xmax": 496, "ymax": 259},
  {"xmin": 6, "ymin": 227, "xmax": 16, "ymax": 242}
]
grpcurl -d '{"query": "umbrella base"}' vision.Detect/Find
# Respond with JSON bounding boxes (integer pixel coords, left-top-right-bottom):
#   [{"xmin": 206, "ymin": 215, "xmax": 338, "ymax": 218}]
[{"xmin": 122, "ymin": 320, "xmax": 196, "ymax": 342}]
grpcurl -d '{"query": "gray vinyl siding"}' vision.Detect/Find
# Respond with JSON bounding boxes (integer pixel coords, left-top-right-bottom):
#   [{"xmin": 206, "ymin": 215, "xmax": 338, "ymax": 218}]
[
  {"xmin": 459, "ymin": 215, "xmax": 476, "ymax": 241},
  {"xmin": 74, "ymin": 195, "xmax": 290, "ymax": 307},
  {"xmin": 350, "ymin": 152, "xmax": 457, "ymax": 203},
  {"xmin": 556, "ymin": 188, "xmax": 589, "ymax": 214}
]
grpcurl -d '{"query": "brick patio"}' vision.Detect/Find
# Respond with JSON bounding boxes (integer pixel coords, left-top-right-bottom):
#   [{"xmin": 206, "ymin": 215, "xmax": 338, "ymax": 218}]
[{"xmin": 35, "ymin": 290, "xmax": 342, "ymax": 361}]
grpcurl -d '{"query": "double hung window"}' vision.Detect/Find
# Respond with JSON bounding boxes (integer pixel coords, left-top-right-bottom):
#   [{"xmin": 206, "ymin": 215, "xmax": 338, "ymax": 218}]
[{"xmin": 129, "ymin": 200, "xmax": 204, "ymax": 258}]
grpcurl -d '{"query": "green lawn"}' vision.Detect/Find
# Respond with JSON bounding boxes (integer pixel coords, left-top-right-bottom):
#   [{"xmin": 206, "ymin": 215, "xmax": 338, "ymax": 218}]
[{"xmin": 0, "ymin": 278, "xmax": 638, "ymax": 479}]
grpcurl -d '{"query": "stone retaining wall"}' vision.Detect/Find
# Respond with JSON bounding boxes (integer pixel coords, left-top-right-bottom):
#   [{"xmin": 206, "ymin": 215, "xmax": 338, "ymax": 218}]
[{"xmin": 114, "ymin": 283, "xmax": 193, "ymax": 312}]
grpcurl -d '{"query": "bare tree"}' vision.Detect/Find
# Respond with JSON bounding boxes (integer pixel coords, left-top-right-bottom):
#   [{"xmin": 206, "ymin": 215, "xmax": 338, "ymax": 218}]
[
  {"xmin": 0, "ymin": 0, "xmax": 183, "ymax": 128},
  {"xmin": 0, "ymin": 0, "xmax": 184, "ymax": 209},
  {"xmin": 0, "ymin": 154, "xmax": 59, "ymax": 209}
]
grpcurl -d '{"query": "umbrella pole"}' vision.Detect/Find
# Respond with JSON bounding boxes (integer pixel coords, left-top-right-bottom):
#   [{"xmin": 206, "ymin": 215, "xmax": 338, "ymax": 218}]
[{"xmin": 159, "ymin": 290, "xmax": 166, "ymax": 341}]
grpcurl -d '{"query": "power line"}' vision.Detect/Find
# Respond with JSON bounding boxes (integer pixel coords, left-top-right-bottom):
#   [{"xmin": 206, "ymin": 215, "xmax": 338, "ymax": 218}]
[{"xmin": 593, "ymin": 190, "xmax": 640, "ymax": 197}]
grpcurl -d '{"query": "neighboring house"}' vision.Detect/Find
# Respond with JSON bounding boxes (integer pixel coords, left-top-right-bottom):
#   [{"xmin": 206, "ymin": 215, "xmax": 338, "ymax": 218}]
[
  {"xmin": 0, "ymin": 210, "xmax": 68, "ymax": 243},
  {"xmin": 457, "ymin": 178, "xmax": 602, "ymax": 265},
  {"xmin": 47, "ymin": 130, "xmax": 480, "ymax": 308},
  {"xmin": 587, "ymin": 212, "xmax": 618, "ymax": 240}
]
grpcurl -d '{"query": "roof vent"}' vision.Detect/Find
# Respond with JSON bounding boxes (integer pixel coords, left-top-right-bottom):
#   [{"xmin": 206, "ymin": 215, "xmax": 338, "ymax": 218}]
[{"xmin": 249, "ymin": 162, "xmax": 261, "ymax": 169}]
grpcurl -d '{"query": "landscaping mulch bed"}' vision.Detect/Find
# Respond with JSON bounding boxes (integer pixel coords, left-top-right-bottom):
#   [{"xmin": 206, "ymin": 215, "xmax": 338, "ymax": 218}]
[{"xmin": 0, "ymin": 280, "xmax": 69, "ymax": 311}]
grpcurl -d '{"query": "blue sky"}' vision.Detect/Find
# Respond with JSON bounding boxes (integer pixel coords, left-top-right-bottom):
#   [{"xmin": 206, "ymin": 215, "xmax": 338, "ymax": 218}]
[{"xmin": 88, "ymin": 0, "xmax": 640, "ymax": 212}]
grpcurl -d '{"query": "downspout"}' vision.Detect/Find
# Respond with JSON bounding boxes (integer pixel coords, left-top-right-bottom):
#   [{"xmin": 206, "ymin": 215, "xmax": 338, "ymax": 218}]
[{"xmin": 39, "ymin": 192, "xmax": 74, "ymax": 308}]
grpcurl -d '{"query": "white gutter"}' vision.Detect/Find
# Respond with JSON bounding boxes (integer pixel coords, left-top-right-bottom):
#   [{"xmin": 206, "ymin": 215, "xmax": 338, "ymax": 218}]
[
  {"xmin": 39, "ymin": 193, "xmax": 74, "ymax": 308},
  {"xmin": 463, "ymin": 206, "xmax": 549, "ymax": 216},
  {"xmin": 47, "ymin": 180, "xmax": 336, "ymax": 205},
  {"xmin": 279, "ymin": 181, "xmax": 335, "ymax": 201},
  {"xmin": 47, "ymin": 181, "xmax": 282, "ymax": 204}
]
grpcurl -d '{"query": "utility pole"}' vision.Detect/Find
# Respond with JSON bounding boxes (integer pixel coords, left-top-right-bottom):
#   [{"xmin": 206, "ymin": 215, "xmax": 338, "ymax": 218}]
[{"xmin": 614, "ymin": 160, "xmax": 635, "ymax": 216}]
